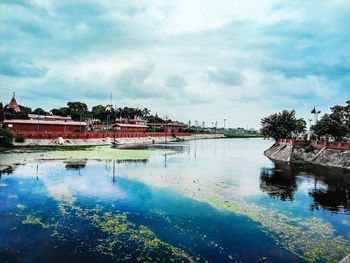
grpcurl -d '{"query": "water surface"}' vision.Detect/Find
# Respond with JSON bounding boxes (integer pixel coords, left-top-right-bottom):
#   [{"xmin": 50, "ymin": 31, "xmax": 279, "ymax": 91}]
[{"xmin": 0, "ymin": 138, "xmax": 349, "ymax": 262}]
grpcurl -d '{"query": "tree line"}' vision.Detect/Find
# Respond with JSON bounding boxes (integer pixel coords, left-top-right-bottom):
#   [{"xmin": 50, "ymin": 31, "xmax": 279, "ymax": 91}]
[
  {"xmin": 260, "ymin": 100, "xmax": 350, "ymax": 141},
  {"xmin": 0, "ymin": 101, "xmax": 171, "ymax": 124}
]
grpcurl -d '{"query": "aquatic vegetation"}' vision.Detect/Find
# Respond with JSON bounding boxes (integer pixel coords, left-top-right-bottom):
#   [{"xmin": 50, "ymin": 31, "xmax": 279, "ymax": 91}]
[
  {"xmin": 124, "ymin": 167, "xmax": 350, "ymax": 263},
  {"xmin": 85, "ymin": 211, "xmax": 195, "ymax": 262},
  {"xmin": 26, "ymin": 185, "xmax": 196, "ymax": 262},
  {"xmin": 57, "ymin": 146, "xmax": 152, "ymax": 161},
  {"xmin": 0, "ymin": 146, "xmax": 153, "ymax": 170},
  {"xmin": 202, "ymin": 193, "xmax": 350, "ymax": 262},
  {"xmin": 22, "ymin": 215, "xmax": 49, "ymax": 228}
]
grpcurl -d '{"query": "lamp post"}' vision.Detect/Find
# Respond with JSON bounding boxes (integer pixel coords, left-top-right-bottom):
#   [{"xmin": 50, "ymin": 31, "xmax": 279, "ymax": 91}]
[
  {"xmin": 223, "ymin": 119, "xmax": 226, "ymax": 130},
  {"xmin": 311, "ymin": 107, "xmax": 321, "ymax": 123},
  {"xmin": 37, "ymin": 109, "xmax": 41, "ymax": 132},
  {"xmin": 164, "ymin": 115, "xmax": 168, "ymax": 144},
  {"xmin": 307, "ymin": 119, "xmax": 313, "ymax": 140}
]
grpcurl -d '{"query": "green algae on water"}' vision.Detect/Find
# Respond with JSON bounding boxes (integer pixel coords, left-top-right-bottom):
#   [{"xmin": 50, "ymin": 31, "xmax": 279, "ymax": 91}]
[
  {"xmin": 22, "ymin": 214, "xmax": 49, "ymax": 228},
  {"xmin": 41, "ymin": 185, "xmax": 196, "ymax": 262},
  {"xmin": 203, "ymin": 194, "xmax": 350, "ymax": 263},
  {"xmin": 58, "ymin": 146, "xmax": 152, "ymax": 161}
]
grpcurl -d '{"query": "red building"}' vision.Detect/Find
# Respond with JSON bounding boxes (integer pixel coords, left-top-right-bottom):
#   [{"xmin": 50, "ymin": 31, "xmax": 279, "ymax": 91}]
[
  {"xmin": 147, "ymin": 122, "xmax": 188, "ymax": 132},
  {"xmin": 112, "ymin": 123, "xmax": 148, "ymax": 132},
  {"xmin": 4, "ymin": 116, "xmax": 86, "ymax": 133}
]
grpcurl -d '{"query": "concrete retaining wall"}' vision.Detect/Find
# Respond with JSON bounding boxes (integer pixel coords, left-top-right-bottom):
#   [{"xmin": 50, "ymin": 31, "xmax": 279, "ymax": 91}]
[
  {"xmin": 265, "ymin": 143, "xmax": 350, "ymax": 170},
  {"xmin": 12, "ymin": 133, "xmax": 225, "ymax": 147}
]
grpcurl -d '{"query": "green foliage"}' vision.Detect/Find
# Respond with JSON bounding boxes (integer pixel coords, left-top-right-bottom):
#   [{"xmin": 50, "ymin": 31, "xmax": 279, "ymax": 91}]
[
  {"xmin": 15, "ymin": 134, "xmax": 25, "ymax": 143},
  {"xmin": 311, "ymin": 112, "xmax": 348, "ymax": 141},
  {"xmin": 67, "ymin": 101, "xmax": 88, "ymax": 121},
  {"xmin": 32, "ymin": 108, "xmax": 49, "ymax": 115},
  {"xmin": 2, "ymin": 105, "xmax": 31, "ymax": 120},
  {"xmin": 51, "ymin": 107, "xmax": 70, "ymax": 117},
  {"xmin": 260, "ymin": 110, "xmax": 306, "ymax": 141},
  {"xmin": 0, "ymin": 128, "xmax": 13, "ymax": 147},
  {"xmin": 0, "ymin": 102, "xmax": 3, "ymax": 121}
]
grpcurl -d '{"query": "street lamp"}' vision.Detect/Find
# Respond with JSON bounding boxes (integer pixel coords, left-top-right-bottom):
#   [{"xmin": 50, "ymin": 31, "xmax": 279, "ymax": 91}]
[
  {"xmin": 307, "ymin": 119, "xmax": 313, "ymax": 140},
  {"xmin": 311, "ymin": 107, "xmax": 321, "ymax": 123}
]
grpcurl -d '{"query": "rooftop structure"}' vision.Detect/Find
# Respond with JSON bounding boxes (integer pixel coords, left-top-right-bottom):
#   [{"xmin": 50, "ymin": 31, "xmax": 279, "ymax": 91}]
[
  {"xmin": 112, "ymin": 123, "xmax": 148, "ymax": 132},
  {"xmin": 147, "ymin": 122, "xmax": 188, "ymax": 132},
  {"xmin": 6, "ymin": 92, "xmax": 20, "ymax": 112},
  {"xmin": 28, "ymin": 114, "xmax": 72, "ymax": 121}
]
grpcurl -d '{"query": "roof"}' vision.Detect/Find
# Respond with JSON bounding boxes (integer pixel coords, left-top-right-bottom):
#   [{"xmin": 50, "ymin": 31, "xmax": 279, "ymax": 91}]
[
  {"xmin": 28, "ymin": 114, "xmax": 72, "ymax": 120},
  {"xmin": 113, "ymin": 123, "xmax": 149, "ymax": 128},
  {"xmin": 4, "ymin": 119, "xmax": 86, "ymax": 126},
  {"xmin": 6, "ymin": 94, "xmax": 20, "ymax": 112},
  {"xmin": 147, "ymin": 122, "xmax": 188, "ymax": 127}
]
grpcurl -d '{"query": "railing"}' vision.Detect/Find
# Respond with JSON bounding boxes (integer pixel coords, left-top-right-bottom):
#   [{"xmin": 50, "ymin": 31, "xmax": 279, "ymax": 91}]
[{"xmin": 278, "ymin": 139, "xmax": 350, "ymax": 150}]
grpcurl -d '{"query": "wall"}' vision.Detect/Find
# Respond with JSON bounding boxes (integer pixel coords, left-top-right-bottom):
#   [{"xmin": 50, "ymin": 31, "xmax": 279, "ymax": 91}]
[
  {"xmin": 278, "ymin": 139, "xmax": 350, "ymax": 151},
  {"xmin": 6, "ymin": 123, "xmax": 84, "ymax": 132},
  {"xmin": 265, "ymin": 143, "xmax": 350, "ymax": 170},
  {"xmin": 9, "ymin": 131, "xmax": 195, "ymax": 139}
]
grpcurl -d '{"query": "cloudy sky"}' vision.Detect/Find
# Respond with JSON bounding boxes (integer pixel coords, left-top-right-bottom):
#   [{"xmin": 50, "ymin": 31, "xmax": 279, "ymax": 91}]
[{"xmin": 1, "ymin": 0, "xmax": 349, "ymax": 128}]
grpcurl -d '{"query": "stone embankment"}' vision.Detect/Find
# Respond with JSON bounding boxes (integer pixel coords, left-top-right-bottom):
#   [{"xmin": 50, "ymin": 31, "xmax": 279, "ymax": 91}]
[
  {"xmin": 12, "ymin": 133, "xmax": 225, "ymax": 147},
  {"xmin": 265, "ymin": 143, "xmax": 350, "ymax": 170},
  {"xmin": 340, "ymin": 254, "xmax": 350, "ymax": 263}
]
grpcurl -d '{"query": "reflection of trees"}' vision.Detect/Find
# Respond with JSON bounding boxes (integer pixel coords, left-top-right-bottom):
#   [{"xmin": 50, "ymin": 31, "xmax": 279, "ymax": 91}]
[
  {"xmin": 65, "ymin": 160, "xmax": 87, "ymax": 170},
  {"xmin": 308, "ymin": 167, "xmax": 350, "ymax": 213},
  {"xmin": 260, "ymin": 161, "xmax": 350, "ymax": 213},
  {"xmin": 260, "ymin": 162, "xmax": 298, "ymax": 201}
]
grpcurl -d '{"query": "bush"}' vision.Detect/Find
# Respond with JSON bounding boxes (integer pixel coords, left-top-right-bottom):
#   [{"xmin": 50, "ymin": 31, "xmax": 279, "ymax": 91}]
[
  {"xmin": 15, "ymin": 134, "xmax": 25, "ymax": 143},
  {"xmin": 0, "ymin": 129, "xmax": 13, "ymax": 148}
]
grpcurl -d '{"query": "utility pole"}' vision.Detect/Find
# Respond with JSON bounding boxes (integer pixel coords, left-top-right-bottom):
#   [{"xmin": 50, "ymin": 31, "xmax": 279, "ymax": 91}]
[
  {"xmin": 164, "ymin": 115, "xmax": 168, "ymax": 144},
  {"xmin": 37, "ymin": 111, "xmax": 40, "ymax": 132},
  {"xmin": 79, "ymin": 112, "xmax": 84, "ymax": 133},
  {"xmin": 195, "ymin": 120, "xmax": 198, "ymax": 140},
  {"xmin": 223, "ymin": 119, "xmax": 226, "ymax": 130}
]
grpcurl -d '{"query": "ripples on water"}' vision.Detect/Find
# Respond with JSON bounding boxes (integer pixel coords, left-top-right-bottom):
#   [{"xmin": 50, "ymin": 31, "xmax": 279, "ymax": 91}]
[{"xmin": 0, "ymin": 138, "xmax": 349, "ymax": 262}]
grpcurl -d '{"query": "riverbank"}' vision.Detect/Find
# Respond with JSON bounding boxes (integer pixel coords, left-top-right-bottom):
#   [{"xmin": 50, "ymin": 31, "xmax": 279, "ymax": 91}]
[
  {"xmin": 265, "ymin": 143, "xmax": 350, "ymax": 170},
  {"xmin": 0, "ymin": 134, "xmax": 226, "ymax": 174},
  {"xmin": 11, "ymin": 133, "xmax": 225, "ymax": 147}
]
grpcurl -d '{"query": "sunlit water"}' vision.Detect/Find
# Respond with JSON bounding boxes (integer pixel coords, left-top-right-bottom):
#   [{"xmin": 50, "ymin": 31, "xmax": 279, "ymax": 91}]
[{"xmin": 0, "ymin": 138, "xmax": 349, "ymax": 263}]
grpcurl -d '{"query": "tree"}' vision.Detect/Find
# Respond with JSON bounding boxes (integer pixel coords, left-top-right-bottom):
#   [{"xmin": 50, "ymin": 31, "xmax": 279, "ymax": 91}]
[
  {"xmin": 330, "ymin": 100, "xmax": 350, "ymax": 132},
  {"xmin": 141, "ymin": 108, "xmax": 151, "ymax": 117},
  {"xmin": 91, "ymin": 104, "xmax": 115, "ymax": 123},
  {"xmin": 51, "ymin": 107, "xmax": 70, "ymax": 117},
  {"xmin": 67, "ymin": 101, "xmax": 88, "ymax": 121},
  {"xmin": 260, "ymin": 110, "xmax": 306, "ymax": 141},
  {"xmin": 4, "ymin": 108, "xmax": 30, "ymax": 119},
  {"xmin": 311, "ymin": 112, "xmax": 348, "ymax": 141},
  {"xmin": 0, "ymin": 129, "xmax": 13, "ymax": 148},
  {"xmin": 0, "ymin": 103, "xmax": 4, "ymax": 121},
  {"xmin": 32, "ymin": 108, "xmax": 49, "ymax": 115}
]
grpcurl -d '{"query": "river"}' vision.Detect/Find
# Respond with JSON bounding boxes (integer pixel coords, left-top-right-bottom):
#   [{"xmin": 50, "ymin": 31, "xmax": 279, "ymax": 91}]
[{"xmin": 0, "ymin": 138, "xmax": 349, "ymax": 262}]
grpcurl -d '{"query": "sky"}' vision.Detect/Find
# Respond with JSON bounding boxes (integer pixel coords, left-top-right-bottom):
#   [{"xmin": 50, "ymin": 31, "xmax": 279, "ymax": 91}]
[{"xmin": 0, "ymin": 0, "xmax": 349, "ymax": 128}]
